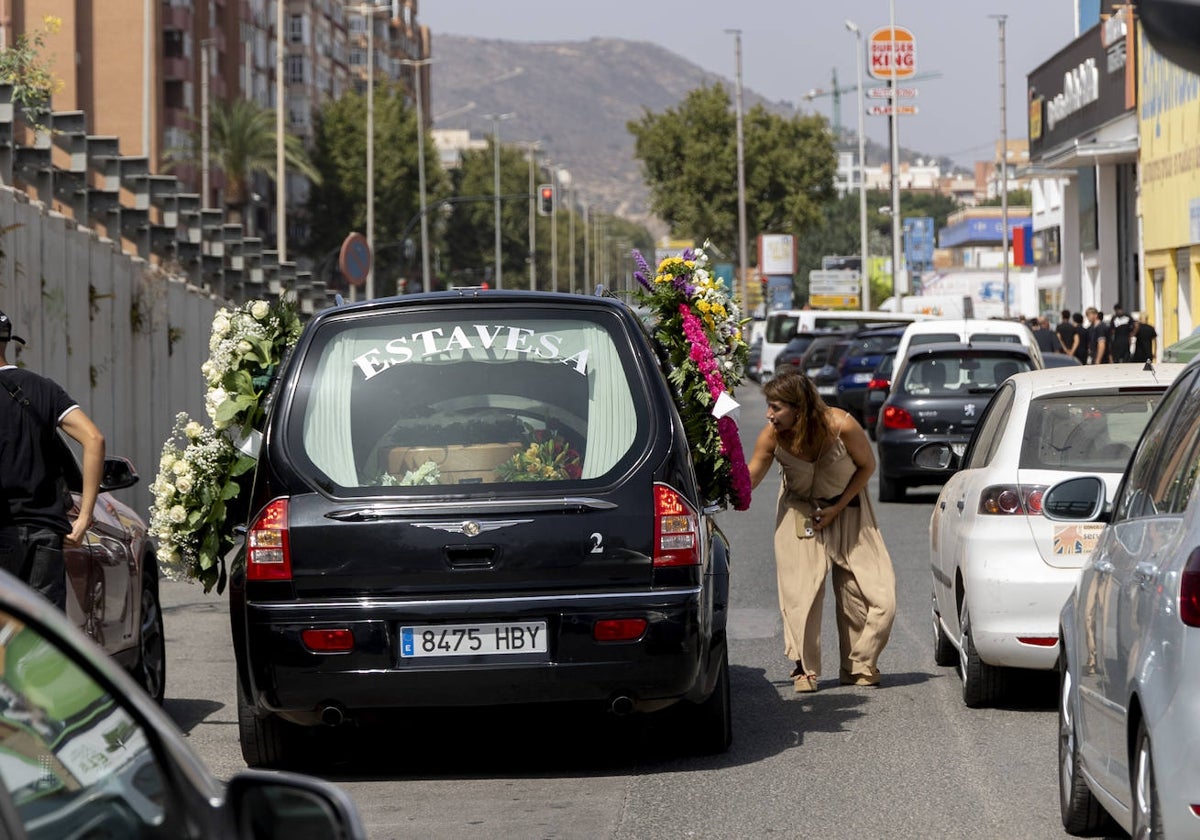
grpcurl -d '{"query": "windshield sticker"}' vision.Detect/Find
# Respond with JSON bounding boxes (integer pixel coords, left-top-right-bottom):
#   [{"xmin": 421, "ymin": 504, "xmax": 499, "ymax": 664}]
[{"xmin": 352, "ymin": 325, "xmax": 591, "ymax": 381}]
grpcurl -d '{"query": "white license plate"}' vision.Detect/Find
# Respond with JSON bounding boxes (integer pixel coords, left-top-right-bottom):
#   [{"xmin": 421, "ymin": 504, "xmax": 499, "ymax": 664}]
[
  {"xmin": 853, "ymin": 372, "xmax": 873, "ymax": 383},
  {"xmin": 400, "ymin": 621, "xmax": 548, "ymax": 658},
  {"xmin": 950, "ymin": 442, "xmax": 967, "ymax": 457},
  {"xmin": 817, "ymin": 385, "xmax": 836, "ymax": 396}
]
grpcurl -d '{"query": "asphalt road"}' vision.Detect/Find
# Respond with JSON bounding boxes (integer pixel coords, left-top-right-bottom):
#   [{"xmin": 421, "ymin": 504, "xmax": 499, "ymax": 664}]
[{"xmin": 158, "ymin": 383, "xmax": 1128, "ymax": 840}]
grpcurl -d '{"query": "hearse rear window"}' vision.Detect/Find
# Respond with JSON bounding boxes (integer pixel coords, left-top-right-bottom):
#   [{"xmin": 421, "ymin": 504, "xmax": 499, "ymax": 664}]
[{"xmin": 292, "ymin": 312, "xmax": 645, "ymax": 491}]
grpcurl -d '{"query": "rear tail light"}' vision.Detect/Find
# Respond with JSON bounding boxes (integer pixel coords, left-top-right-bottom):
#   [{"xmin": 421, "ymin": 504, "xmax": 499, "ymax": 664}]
[
  {"xmin": 978, "ymin": 484, "xmax": 1047, "ymax": 515},
  {"xmin": 653, "ymin": 483, "xmax": 700, "ymax": 567},
  {"xmin": 1181, "ymin": 548, "xmax": 1200, "ymax": 627},
  {"xmin": 1016, "ymin": 636, "xmax": 1058, "ymax": 647},
  {"xmin": 882, "ymin": 405, "xmax": 915, "ymax": 430},
  {"xmin": 867, "ymin": 377, "xmax": 890, "ymax": 390},
  {"xmin": 247, "ymin": 498, "xmax": 292, "ymax": 581},
  {"xmin": 301, "ymin": 628, "xmax": 354, "ymax": 652},
  {"xmin": 593, "ymin": 619, "xmax": 648, "ymax": 642}
]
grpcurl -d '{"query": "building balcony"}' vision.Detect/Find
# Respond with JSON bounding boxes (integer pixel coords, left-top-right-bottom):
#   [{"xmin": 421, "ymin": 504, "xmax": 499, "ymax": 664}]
[{"xmin": 162, "ymin": 56, "xmax": 190, "ymax": 83}]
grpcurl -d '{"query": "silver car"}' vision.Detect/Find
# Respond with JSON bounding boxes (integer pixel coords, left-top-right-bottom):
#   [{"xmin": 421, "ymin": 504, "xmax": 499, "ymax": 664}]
[{"xmin": 1044, "ymin": 361, "xmax": 1200, "ymax": 839}]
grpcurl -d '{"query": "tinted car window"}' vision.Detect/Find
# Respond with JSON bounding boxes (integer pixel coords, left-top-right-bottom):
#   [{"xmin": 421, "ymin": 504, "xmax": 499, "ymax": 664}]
[
  {"xmin": 291, "ymin": 311, "xmax": 646, "ymax": 491},
  {"xmin": 899, "ymin": 355, "xmax": 1032, "ymax": 396},
  {"xmin": 1019, "ymin": 393, "xmax": 1165, "ymax": 473},
  {"xmin": 909, "ymin": 332, "xmax": 960, "ymax": 347},
  {"xmin": 968, "ymin": 332, "xmax": 1021, "ymax": 344},
  {"xmin": 0, "ymin": 611, "xmax": 172, "ymax": 838},
  {"xmin": 850, "ymin": 334, "xmax": 901, "ymax": 355},
  {"xmin": 1112, "ymin": 370, "xmax": 1194, "ymax": 522}
]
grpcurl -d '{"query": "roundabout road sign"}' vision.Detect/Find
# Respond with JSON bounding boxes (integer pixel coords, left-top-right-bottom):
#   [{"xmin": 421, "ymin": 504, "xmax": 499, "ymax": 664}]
[{"xmin": 339, "ymin": 232, "xmax": 371, "ymax": 288}]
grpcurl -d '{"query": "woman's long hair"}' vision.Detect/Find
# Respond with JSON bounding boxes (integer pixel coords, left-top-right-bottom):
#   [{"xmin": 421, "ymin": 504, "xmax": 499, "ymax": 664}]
[{"xmin": 762, "ymin": 371, "xmax": 832, "ymax": 457}]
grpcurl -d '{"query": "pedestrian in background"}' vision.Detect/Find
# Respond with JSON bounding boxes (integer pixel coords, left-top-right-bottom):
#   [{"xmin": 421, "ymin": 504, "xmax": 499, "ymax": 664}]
[
  {"xmin": 1030, "ymin": 316, "xmax": 1058, "ymax": 354},
  {"xmin": 1085, "ymin": 307, "xmax": 1109, "ymax": 364},
  {"xmin": 747, "ymin": 371, "xmax": 895, "ymax": 692},
  {"xmin": 1070, "ymin": 312, "xmax": 1089, "ymax": 364},
  {"xmin": 0, "ymin": 310, "xmax": 105, "ymax": 609},
  {"xmin": 1130, "ymin": 312, "xmax": 1158, "ymax": 363},
  {"xmin": 1057, "ymin": 309, "xmax": 1081, "ymax": 358},
  {"xmin": 1109, "ymin": 303, "xmax": 1132, "ymax": 363}
]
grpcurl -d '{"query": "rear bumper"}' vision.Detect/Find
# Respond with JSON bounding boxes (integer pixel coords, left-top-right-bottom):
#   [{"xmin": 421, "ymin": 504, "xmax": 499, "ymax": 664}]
[
  {"xmin": 877, "ymin": 432, "xmax": 965, "ymax": 484},
  {"xmin": 240, "ymin": 587, "xmax": 710, "ymax": 721}
]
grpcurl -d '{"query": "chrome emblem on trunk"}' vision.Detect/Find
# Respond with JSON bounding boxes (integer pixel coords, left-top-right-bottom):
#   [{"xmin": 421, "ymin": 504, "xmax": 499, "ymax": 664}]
[
  {"xmin": 411, "ymin": 519, "xmax": 532, "ymax": 537},
  {"xmin": 964, "ymin": 404, "xmax": 976, "ymax": 417}
]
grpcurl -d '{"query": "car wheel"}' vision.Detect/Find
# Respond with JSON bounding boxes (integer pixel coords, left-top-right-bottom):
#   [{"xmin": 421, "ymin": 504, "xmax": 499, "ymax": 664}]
[
  {"xmin": 690, "ymin": 646, "xmax": 732, "ymax": 755},
  {"xmin": 932, "ymin": 596, "xmax": 958, "ymax": 667},
  {"xmin": 237, "ymin": 677, "xmax": 299, "ymax": 769},
  {"xmin": 1133, "ymin": 721, "xmax": 1164, "ymax": 840},
  {"xmin": 877, "ymin": 473, "xmax": 904, "ymax": 503},
  {"xmin": 1059, "ymin": 665, "xmax": 1107, "ymax": 834},
  {"xmin": 959, "ymin": 604, "xmax": 1004, "ymax": 708},
  {"xmin": 129, "ymin": 568, "xmax": 166, "ymax": 704}
]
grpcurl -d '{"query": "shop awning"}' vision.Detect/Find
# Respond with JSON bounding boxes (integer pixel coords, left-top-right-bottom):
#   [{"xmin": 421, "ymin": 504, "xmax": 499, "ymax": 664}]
[{"xmin": 1033, "ymin": 137, "xmax": 1139, "ymax": 170}]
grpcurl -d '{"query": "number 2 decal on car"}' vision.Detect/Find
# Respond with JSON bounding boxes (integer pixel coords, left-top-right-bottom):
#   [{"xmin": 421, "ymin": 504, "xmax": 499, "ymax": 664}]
[{"xmin": 590, "ymin": 533, "xmax": 604, "ymax": 554}]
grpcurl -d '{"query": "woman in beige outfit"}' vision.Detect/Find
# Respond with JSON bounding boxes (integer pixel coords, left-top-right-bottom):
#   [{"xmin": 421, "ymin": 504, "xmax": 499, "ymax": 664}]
[{"xmin": 747, "ymin": 372, "xmax": 896, "ymax": 692}]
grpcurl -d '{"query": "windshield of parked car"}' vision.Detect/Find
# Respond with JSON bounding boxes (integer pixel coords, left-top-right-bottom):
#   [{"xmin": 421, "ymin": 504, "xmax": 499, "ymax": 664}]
[
  {"xmin": 292, "ymin": 309, "xmax": 648, "ymax": 491},
  {"xmin": 1020, "ymin": 393, "xmax": 1165, "ymax": 472},
  {"xmin": 899, "ymin": 355, "xmax": 1032, "ymax": 396},
  {"xmin": 849, "ymin": 334, "xmax": 900, "ymax": 355}
]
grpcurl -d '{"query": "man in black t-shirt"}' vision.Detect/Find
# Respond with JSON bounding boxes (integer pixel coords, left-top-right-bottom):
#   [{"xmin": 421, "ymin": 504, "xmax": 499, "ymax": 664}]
[
  {"xmin": 1085, "ymin": 307, "xmax": 1109, "ymax": 363},
  {"xmin": 0, "ymin": 310, "xmax": 105, "ymax": 609},
  {"xmin": 1130, "ymin": 313, "xmax": 1158, "ymax": 363},
  {"xmin": 1109, "ymin": 303, "xmax": 1132, "ymax": 363},
  {"xmin": 1056, "ymin": 309, "xmax": 1079, "ymax": 357}
]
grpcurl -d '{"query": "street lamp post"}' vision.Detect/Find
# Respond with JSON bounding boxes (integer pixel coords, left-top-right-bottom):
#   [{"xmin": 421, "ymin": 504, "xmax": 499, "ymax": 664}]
[
  {"xmin": 400, "ymin": 57, "xmax": 435, "ymax": 294},
  {"xmin": 484, "ymin": 112, "xmax": 514, "ymax": 288},
  {"xmin": 991, "ymin": 14, "xmax": 1011, "ymax": 319},
  {"xmin": 523, "ymin": 141, "xmax": 540, "ymax": 291},
  {"xmin": 888, "ymin": 0, "xmax": 902, "ymax": 304},
  {"xmin": 846, "ymin": 20, "xmax": 870, "ymax": 311},
  {"xmin": 725, "ymin": 29, "xmax": 750, "ymax": 312}
]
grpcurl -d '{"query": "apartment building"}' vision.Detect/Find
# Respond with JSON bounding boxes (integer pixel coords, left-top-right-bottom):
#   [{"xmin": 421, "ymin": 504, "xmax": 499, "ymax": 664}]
[{"xmin": 1, "ymin": 0, "xmax": 429, "ymax": 246}]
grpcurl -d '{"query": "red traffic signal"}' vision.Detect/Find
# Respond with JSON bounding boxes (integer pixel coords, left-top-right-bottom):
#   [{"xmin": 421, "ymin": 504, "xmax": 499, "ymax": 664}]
[{"xmin": 538, "ymin": 184, "xmax": 555, "ymax": 216}]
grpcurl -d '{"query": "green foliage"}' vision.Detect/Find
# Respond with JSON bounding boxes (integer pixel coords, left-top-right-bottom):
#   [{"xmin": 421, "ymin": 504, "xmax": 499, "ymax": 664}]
[
  {"xmin": 629, "ymin": 85, "xmax": 836, "ymax": 263},
  {"xmin": 978, "ymin": 188, "xmax": 1032, "ymax": 207},
  {"xmin": 0, "ymin": 15, "xmax": 61, "ymax": 126},
  {"xmin": 304, "ymin": 84, "xmax": 448, "ymax": 295},
  {"xmin": 163, "ymin": 98, "xmax": 320, "ymax": 221}
]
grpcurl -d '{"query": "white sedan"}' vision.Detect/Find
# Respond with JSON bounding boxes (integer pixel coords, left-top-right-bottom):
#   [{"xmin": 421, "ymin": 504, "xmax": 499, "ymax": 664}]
[{"xmin": 919, "ymin": 363, "xmax": 1184, "ymax": 707}]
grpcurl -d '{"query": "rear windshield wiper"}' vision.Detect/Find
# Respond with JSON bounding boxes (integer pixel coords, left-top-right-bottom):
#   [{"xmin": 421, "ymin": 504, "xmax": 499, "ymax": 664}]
[{"xmin": 326, "ymin": 496, "xmax": 618, "ymax": 521}]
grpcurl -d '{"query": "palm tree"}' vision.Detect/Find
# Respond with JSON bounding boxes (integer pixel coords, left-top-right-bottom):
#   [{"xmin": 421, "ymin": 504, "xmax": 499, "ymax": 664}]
[{"xmin": 165, "ymin": 97, "xmax": 322, "ymax": 225}]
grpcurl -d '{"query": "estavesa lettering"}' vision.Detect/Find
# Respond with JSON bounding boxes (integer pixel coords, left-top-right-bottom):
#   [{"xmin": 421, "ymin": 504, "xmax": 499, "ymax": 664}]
[{"xmin": 352, "ymin": 324, "xmax": 590, "ymax": 381}]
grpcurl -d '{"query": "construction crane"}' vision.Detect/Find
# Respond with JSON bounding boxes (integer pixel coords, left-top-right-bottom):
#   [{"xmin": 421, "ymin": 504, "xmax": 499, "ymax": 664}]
[{"xmin": 804, "ymin": 67, "xmax": 943, "ymax": 138}]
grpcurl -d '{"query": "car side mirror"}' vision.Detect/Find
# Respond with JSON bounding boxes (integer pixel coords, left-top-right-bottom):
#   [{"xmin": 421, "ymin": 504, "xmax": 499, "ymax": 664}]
[
  {"xmin": 912, "ymin": 442, "xmax": 957, "ymax": 471},
  {"xmin": 1042, "ymin": 476, "xmax": 1109, "ymax": 522},
  {"xmin": 1140, "ymin": 0, "xmax": 1200, "ymax": 77},
  {"xmin": 226, "ymin": 770, "xmax": 367, "ymax": 839},
  {"xmin": 100, "ymin": 455, "xmax": 140, "ymax": 491}
]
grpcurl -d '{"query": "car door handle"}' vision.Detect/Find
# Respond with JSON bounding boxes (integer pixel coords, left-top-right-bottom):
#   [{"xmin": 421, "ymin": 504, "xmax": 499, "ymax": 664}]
[
  {"xmin": 956, "ymin": 500, "xmax": 964, "ymax": 512},
  {"xmin": 939, "ymin": 501, "xmax": 946, "ymax": 511},
  {"xmin": 1093, "ymin": 559, "xmax": 1115, "ymax": 575},
  {"xmin": 1133, "ymin": 562, "xmax": 1158, "ymax": 589}
]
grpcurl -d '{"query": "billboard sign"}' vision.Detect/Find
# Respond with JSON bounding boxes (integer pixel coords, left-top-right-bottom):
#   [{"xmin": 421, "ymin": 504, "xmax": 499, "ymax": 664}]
[
  {"xmin": 869, "ymin": 26, "xmax": 916, "ymax": 81},
  {"xmin": 758, "ymin": 234, "xmax": 796, "ymax": 275}
]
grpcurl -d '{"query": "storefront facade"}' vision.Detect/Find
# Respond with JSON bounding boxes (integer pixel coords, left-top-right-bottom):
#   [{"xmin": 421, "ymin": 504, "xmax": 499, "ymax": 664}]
[
  {"xmin": 1138, "ymin": 24, "xmax": 1200, "ymax": 345},
  {"xmin": 1027, "ymin": 6, "xmax": 1138, "ymax": 317}
]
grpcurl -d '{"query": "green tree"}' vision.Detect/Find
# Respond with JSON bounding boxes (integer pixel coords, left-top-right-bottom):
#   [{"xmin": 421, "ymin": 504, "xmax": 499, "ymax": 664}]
[
  {"xmin": 304, "ymin": 84, "xmax": 447, "ymax": 295},
  {"xmin": 629, "ymin": 85, "xmax": 835, "ymax": 265},
  {"xmin": 978, "ymin": 188, "xmax": 1032, "ymax": 207},
  {"xmin": 0, "ymin": 14, "xmax": 62, "ymax": 125},
  {"xmin": 164, "ymin": 97, "xmax": 321, "ymax": 226}
]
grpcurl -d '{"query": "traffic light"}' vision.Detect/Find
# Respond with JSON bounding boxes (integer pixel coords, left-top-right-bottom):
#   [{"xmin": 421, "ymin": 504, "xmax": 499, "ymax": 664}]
[{"xmin": 538, "ymin": 184, "xmax": 555, "ymax": 216}]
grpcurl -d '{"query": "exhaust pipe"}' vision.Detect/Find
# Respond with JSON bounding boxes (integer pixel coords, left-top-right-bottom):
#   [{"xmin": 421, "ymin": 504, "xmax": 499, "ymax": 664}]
[
  {"xmin": 319, "ymin": 704, "xmax": 345, "ymax": 726},
  {"xmin": 609, "ymin": 695, "xmax": 635, "ymax": 716}
]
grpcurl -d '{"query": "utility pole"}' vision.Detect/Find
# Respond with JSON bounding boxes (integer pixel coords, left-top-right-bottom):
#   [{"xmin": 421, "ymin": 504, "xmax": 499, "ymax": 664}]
[
  {"xmin": 992, "ymin": 13, "xmax": 1011, "ymax": 318},
  {"xmin": 888, "ymin": 0, "xmax": 902, "ymax": 303},
  {"xmin": 726, "ymin": 29, "xmax": 749, "ymax": 310},
  {"xmin": 846, "ymin": 20, "xmax": 870, "ymax": 311},
  {"xmin": 400, "ymin": 58, "xmax": 435, "ymax": 293},
  {"xmin": 525, "ymin": 142, "xmax": 538, "ymax": 290},
  {"xmin": 484, "ymin": 112, "xmax": 514, "ymax": 288},
  {"xmin": 568, "ymin": 182, "xmax": 576, "ymax": 294}
]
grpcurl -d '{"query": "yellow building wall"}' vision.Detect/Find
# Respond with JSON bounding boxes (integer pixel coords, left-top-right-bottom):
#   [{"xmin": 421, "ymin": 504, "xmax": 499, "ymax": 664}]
[{"xmin": 1139, "ymin": 24, "xmax": 1200, "ymax": 344}]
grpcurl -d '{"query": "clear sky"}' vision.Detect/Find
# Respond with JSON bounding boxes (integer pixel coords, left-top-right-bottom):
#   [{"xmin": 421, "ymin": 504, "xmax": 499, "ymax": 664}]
[{"xmin": 419, "ymin": 0, "xmax": 1082, "ymax": 167}]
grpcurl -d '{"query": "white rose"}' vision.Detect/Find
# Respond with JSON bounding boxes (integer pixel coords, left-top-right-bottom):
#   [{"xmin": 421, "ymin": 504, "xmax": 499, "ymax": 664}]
[
  {"xmin": 212, "ymin": 314, "xmax": 231, "ymax": 336},
  {"xmin": 251, "ymin": 300, "xmax": 270, "ymax": 320},
  {"xmin": 175, "ymin": 474, "xmax": 194, "ymax": 494},
  {"xmin": 172, "ymin": 459, "xmax": 191, "ymax": 476},
  {"xmin": 169, "ymin": 505, "xmax": 188, "ymax": 523},
  {"xmin": 159, "ymin": 453, "xmax": 175, "ymax": 471},
  {"xmin": 208, "ymin": 387, "xmax": 228, "ymax": 410},
  {"xmin": 154, "ymin": 479, "xmax": 174, "ymax": 498},
  {"xmin": 237, "ymin": 339, "xmax": 253, "ymax": 355},
  {"xmin": 184, "ymin": 421, "xmax": 204, "ymax": 439},
  {"xmin": 156, "ymin": 544, "xmax": 178, "ymax": 564}
]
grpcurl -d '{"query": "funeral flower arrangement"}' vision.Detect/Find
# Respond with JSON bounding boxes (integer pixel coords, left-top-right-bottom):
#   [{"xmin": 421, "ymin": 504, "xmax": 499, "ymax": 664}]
[
  {"xmin": 149, "ymin": 299, "xmax": 303, "ymax": 593},
  {"xmin": 632, "ymin": 244, "xmax": 752, "ymax": 510},
  {"xmin": 496, "ymin": 427, "xmax": 583, "ymax": 482}
]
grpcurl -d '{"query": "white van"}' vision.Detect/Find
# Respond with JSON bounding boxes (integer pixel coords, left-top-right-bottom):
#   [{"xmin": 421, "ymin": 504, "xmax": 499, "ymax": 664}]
[
  {"xmin": 760, "ymin": 310, "xmax": 923, "ymax": 381},
  {"xmin": 892, "ymin": 318, "xmax": 1043, "ymax": 384}
]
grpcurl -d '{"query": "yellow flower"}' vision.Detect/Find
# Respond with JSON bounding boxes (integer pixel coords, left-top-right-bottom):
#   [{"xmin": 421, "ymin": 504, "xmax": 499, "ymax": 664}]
[{"xmin": 43, "ymin": 15, "xmax": 62, "ymax": 34}]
